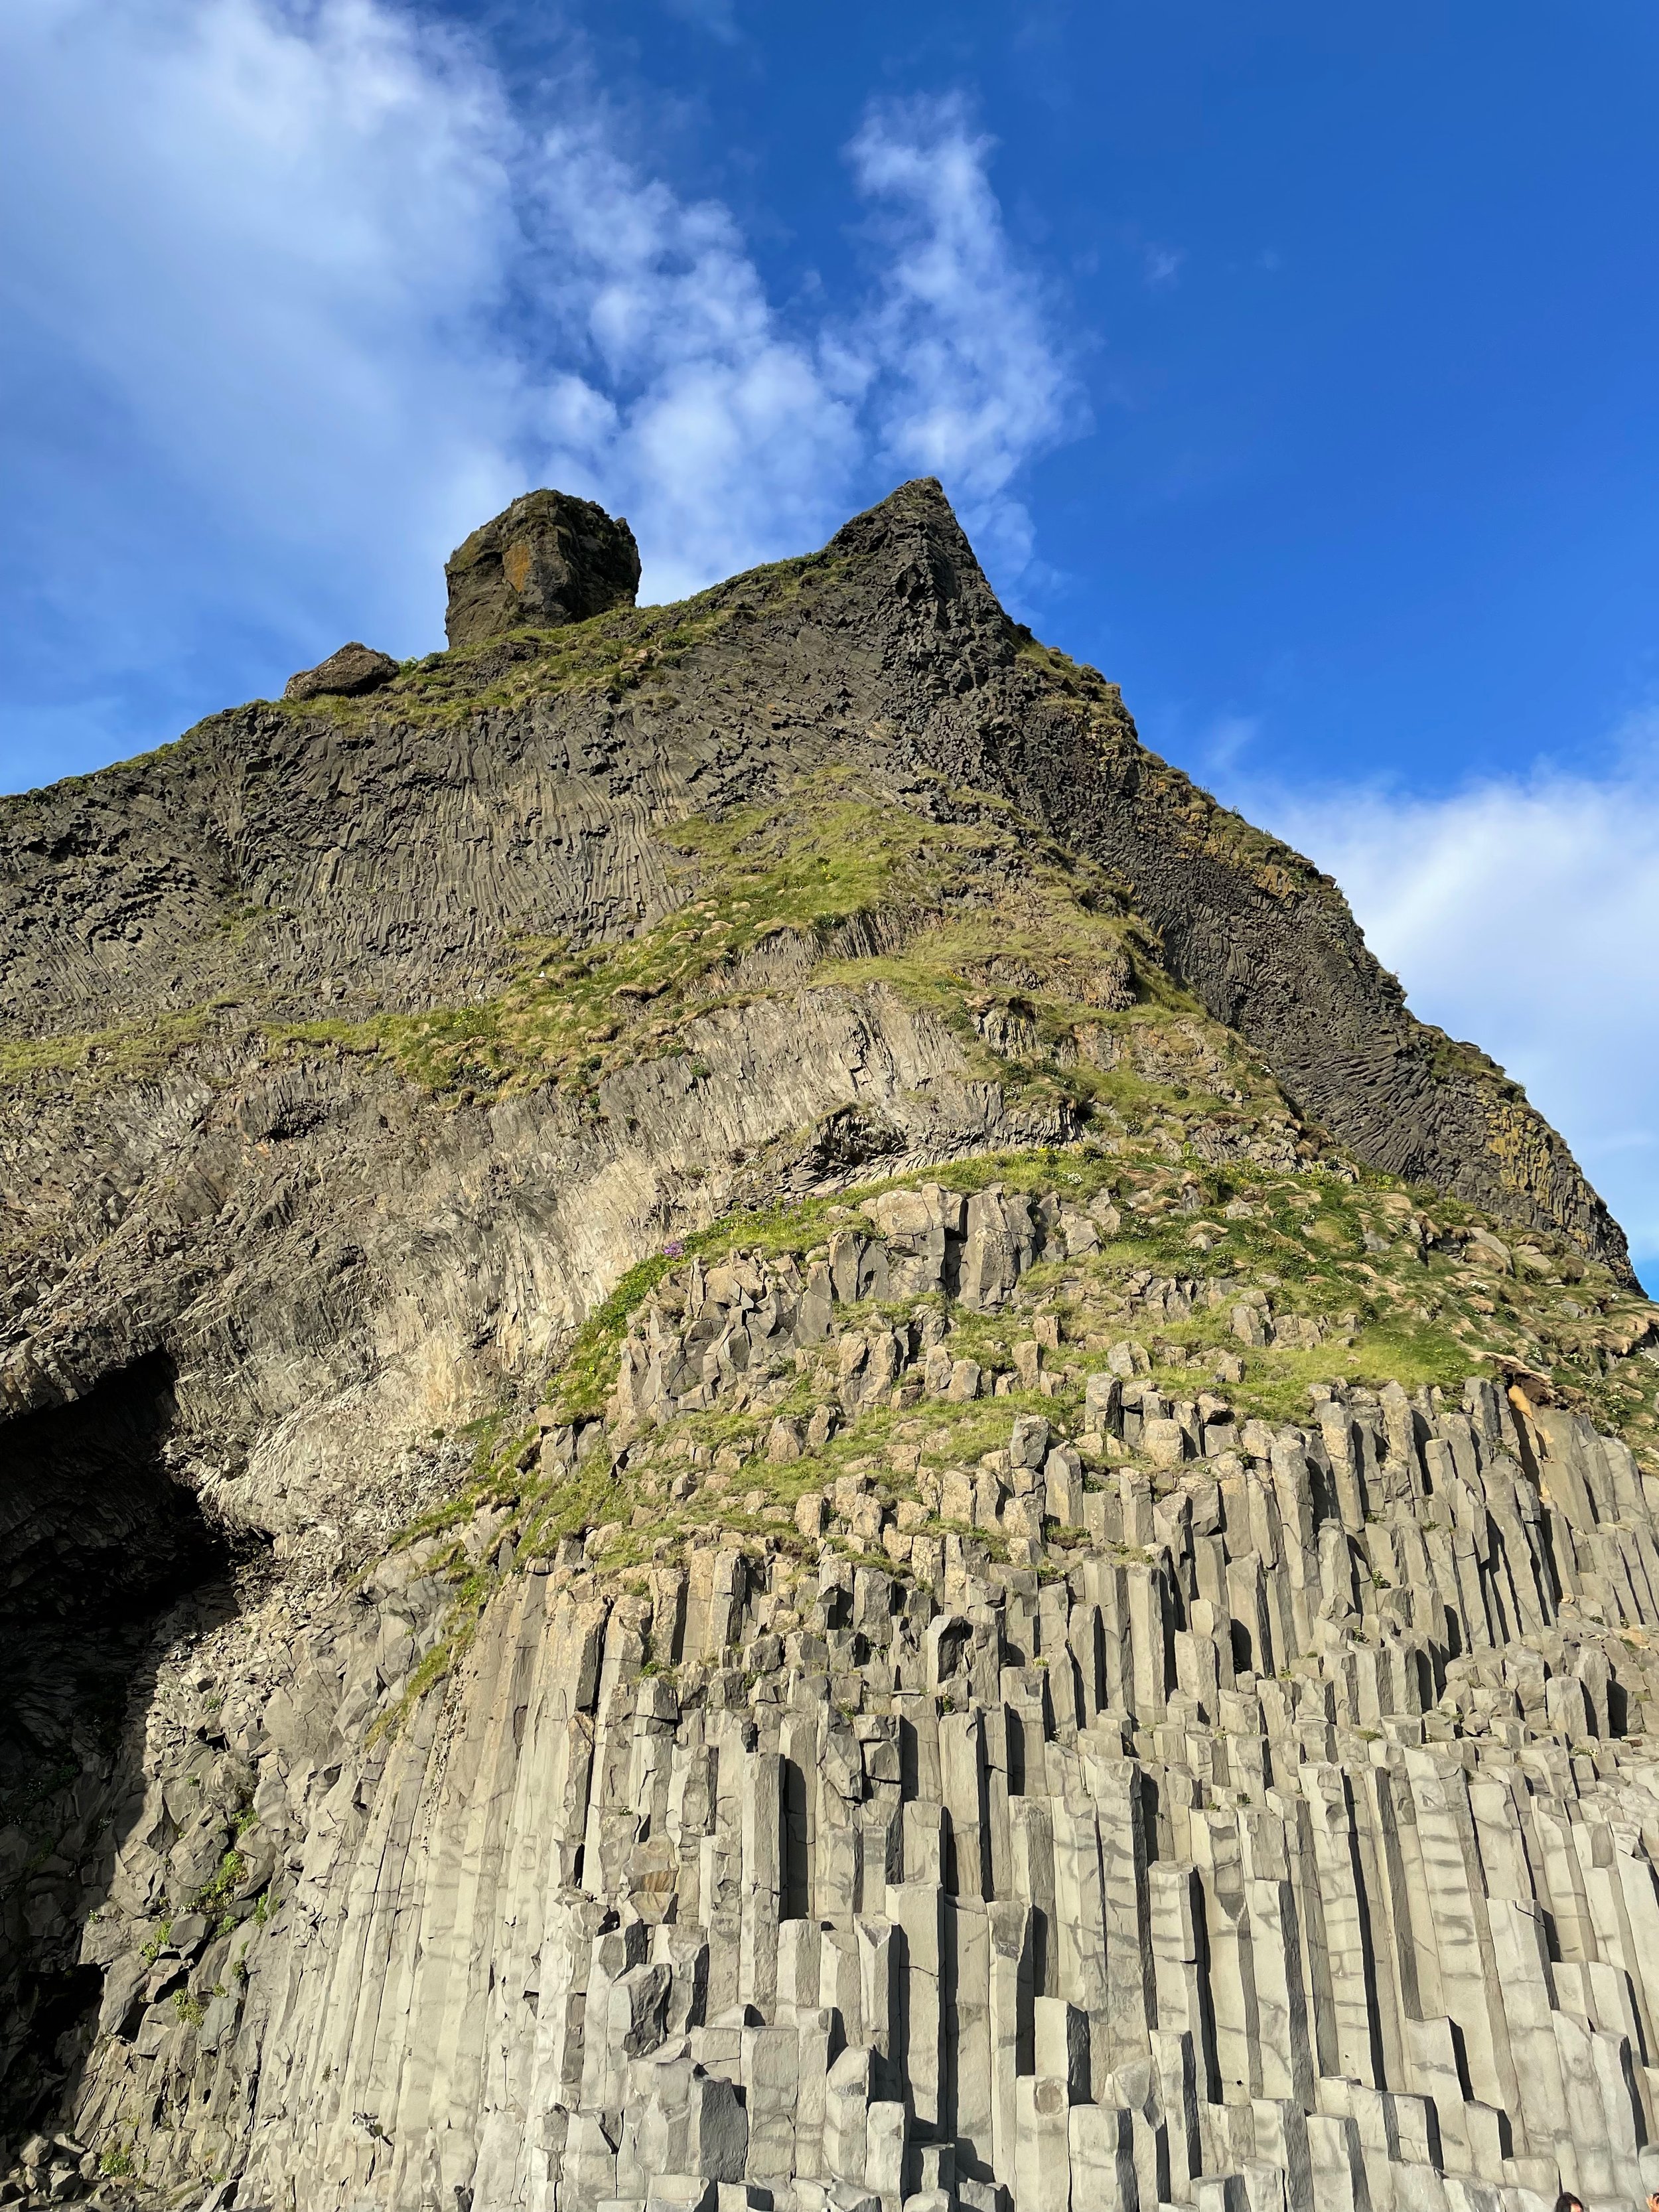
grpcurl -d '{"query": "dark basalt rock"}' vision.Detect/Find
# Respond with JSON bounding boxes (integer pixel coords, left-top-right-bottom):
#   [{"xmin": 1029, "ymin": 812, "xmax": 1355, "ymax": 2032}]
[
  {"xmin": 0, "ymin": 477, "xmax": 1628, "ymax": 1278},
  {"xmin": 2, "ymin": 475, "xmax": 1656, "ymax": 2210},
  {"xmin": 443, "ymin": 488, "xmax": 641, "ymax": 647},
  {"xmin": 282, "ymin": 642, "xmax": 398, "ymax": 701}
]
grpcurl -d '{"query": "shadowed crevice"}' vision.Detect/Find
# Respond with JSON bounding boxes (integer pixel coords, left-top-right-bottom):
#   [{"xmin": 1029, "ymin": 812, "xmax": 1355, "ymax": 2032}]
[{"xmin": 0, "ymin": 1353, "xmax": 241, "ymax": 2137}]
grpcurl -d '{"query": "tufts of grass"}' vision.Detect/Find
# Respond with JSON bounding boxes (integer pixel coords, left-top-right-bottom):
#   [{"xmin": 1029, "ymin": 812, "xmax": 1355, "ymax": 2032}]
[
  {"xmin": 350, "ymin": 1108, "xmax": 1659, "ymax": 1743},
  {"xmin": 0, "ymin": 1005, "xmax": 237, "ymax": 1094},
  {"xmin": 265, "ymin": 769, "xmax": 1281, "ymax": 1144},
  {"xmin": 269, "ymin": 544, "xmax": 845, "ymax": 736}
]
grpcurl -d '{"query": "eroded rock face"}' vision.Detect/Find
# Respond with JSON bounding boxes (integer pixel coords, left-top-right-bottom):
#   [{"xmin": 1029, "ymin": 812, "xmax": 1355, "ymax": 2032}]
[
  {"xmin": 35, "ymin": 1191, "xmax": 1659, "ymax": 2212},
  {"xmin": 445, "ymin": 489, "xmax": 642, "ymax": 646},
  {"xmin": 3, "ymin": 480, "xmax": 1656, "ymax": 2212},
  {"xmin": 0, "ymin": 481, "xmax": 1626, "ymax": 1272},
  {"xmin": 281, "ymin": 640, "xmax": 398, "ymax": 701}
]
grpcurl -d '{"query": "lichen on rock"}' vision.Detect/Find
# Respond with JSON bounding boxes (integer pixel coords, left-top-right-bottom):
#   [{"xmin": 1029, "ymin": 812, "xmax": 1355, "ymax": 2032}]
[
  {"xmin": 281, "ymin": 640, "xmax": 399, "ymax": 701},
  {"xmin": 444, "ymin": 488, "xmax": 642, "ymax": 646}
]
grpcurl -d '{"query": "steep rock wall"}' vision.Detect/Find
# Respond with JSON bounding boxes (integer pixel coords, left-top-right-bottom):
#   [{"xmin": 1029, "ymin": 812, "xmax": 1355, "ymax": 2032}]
[
  {"xmin": 818, "ymin": 487, "xmax": 1625, "ymax": 1272},
  {"xmin": 0, "ymin": 483, "xmax": 1628, "ymax": 1274},
  {"xmin": 1, "ymin": 482, "xmax": 1650, "ymax": 2212},
  {"xmin": 40, "ymin": 1197, "xmax": 1659, "ymax": 2212}
]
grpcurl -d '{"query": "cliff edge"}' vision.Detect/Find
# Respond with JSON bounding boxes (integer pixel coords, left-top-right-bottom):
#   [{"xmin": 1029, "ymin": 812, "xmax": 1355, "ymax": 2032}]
[{"xmin": 1, "ymin": 486, "xmax": 1656, "ymax": 2212}]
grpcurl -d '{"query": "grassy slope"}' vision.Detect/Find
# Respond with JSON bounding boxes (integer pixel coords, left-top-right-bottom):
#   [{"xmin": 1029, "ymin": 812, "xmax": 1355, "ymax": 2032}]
[
  {"xmin": 261, "ymin": 770, "xmax": 1283, "ymax": 1129},
  {"xmin": 374, "ymin": 1132, "xmax": 1659, "ymax": 1721}
]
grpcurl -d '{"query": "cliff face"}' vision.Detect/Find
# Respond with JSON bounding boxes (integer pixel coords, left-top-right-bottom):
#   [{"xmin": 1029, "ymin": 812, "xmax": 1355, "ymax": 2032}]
[
  {"xmin": 2, "ymin": 484, "xmax": 1658, "ymax": 2212},
  {"xmin": 0, "ymin": 481, "xmax": 1626, "ymax": 1278}
]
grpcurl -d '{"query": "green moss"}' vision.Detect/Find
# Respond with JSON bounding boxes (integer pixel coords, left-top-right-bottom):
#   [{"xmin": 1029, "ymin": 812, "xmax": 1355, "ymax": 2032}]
[
  {"xmin": 0, "ymin": 1004, "xmax": 234, "ymax": 1092},
  {"xmin": 270, "ymin": 546, "xmax": 845, "ymax": 737},
  {"xmin": 542, "ymin": 1254, "xmax": 676, "ymax": 1422},
  {"xmin": 1013, "ymin": 633, "xmax": 1116, "ymax": 700},
  {"xmin": 358, "ymin": 1109, "xmax": 1659, "ymax": 1746},
  {"xmin": 1425, "ymin": 1024, "xmax": 1524, "ymax": 1101},
  {"xmin": 266, "ymin": 770, "xmax": 1275, "ymax": 1144}
]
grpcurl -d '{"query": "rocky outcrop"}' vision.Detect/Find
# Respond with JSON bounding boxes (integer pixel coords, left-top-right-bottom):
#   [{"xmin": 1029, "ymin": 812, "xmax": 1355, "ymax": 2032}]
[
  {"xmin": 818, "ymin": 485, "xmax": 1628, "ymax": 1275},
  {"xmin": 2, "ymin": 483, "xmax": 1654, "ymax": 2212},
  {"xmin": 445, "ymin": 491, "xmax": 642, "ymax": 646},
  {"xmin": 282, "ymin": 642, "xmax": 399, "ymax": 702},
  {"xmin": 31, "ymin": 1174, "xmax": 1659, "ymax": 2212},
  {"xmin": 0, "ymin": 482, "xmax": 1624, "ymax": 1272}
]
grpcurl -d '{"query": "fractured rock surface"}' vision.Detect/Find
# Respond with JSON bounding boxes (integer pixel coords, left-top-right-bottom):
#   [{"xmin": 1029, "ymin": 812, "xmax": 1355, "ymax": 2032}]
[
  {"xmin": 445, "ymin": 491, "xmax": 643, "ymax": 647},
  {"xmin": 0, "ymin": 481, "xmax": 1626, "ymax": 1271},
  {"xmin": 38, "ymin": 1181, "xmax": 1659, "ymax": 2212},
  {"xmin": 283, "ymin": 644, "xmax": 399, "ymax": 703},
  {"xmin": 2, "ymin": 482, "xmax": 1658, "ymax": 2212}
]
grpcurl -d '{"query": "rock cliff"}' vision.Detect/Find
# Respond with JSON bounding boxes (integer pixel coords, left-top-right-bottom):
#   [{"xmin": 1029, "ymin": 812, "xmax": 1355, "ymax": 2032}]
[{"xmin": 2, "ymin": 485, "xmax": 1657, "ymax": 2212}]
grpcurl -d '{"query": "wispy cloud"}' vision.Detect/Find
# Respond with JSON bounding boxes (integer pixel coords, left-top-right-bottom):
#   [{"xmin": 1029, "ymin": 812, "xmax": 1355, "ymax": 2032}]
[
  {"xmin": 1231, "ymin": 724, "xmax": 1659, "ymax": 1277},
  {"xmin": 0, "ymin": 4, "xmax": 1082, "ymax": 786},
  {"xmin": 1143, "ymin": 243, "xmax": 1185, "ymax": 288},
  {"xmin": 0, "ymin": 0, "xmax": 525, "ymax": 778},
  {"xmin": 516, "ymin": 125, "xmax": 863, "ymax": 599},
  {"xmin": 1198, "ymin": 711, "xmax": 1259, "ymax": 772},
  {"xmin": 846, "ymin": 94, "xmax": 1088, "ymax": 571},
  {"xmin": 658, "ymin": 0, "xmax": 741, "ymax": 40}
]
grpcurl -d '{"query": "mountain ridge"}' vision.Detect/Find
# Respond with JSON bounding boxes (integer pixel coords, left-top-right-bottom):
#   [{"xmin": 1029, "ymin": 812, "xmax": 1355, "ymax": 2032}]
[
  {"xmin": 0, "ymin": 479, "xmax": 1628, "ymax": 1277},
  {"xmin": 3, "ymin": 482, "xmax": 1658, "ymax": 2212}
]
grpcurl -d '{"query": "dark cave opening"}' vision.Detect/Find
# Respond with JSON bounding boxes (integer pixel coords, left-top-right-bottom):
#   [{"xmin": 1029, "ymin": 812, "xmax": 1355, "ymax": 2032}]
[
  {"xmin": 0, "ymin": 1351, "xmax": 242, "ymax": 2132},
  {"xmin": 0, "ymin": 1352, "xmax": 236, "ymax": 1807}
]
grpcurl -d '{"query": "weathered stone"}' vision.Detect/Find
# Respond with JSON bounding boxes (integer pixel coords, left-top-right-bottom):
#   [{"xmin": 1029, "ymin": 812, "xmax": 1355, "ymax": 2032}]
[
  {"xmin": 1, "ymin": 473, "xmax": 1651, "ymax": 2212},
  {"xmin": 445, "ymin": 488, "xmax": 641, "ymax": 644},
  {"xmin": 282, "ymin": 639, "xmax": 398, "ymax": 700}
]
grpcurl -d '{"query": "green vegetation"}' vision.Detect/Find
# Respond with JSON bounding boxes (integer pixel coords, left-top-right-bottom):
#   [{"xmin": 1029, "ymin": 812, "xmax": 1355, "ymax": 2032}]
[
  {"xmin": 194, "ymin": 1844, "xmax": 249, "ymax": 1934},
  {"xmin": 270, "ymin": 543, "xmax": 845, "ymax": 736},
  {"xmin": 0, "ymin": 1004, "xmax": 233, "ymax": 1092},
  {"xmin": 267, "ymin": 769, "xmax": 1281, "ymax": 1144},
  {"xmin": 359, "ymin": 1123, "xmax": 1656, "ymax": 1737},
  {"xmin": 1425, "ymin": 1024, "xmax": 1520, "ymax": 1096}
]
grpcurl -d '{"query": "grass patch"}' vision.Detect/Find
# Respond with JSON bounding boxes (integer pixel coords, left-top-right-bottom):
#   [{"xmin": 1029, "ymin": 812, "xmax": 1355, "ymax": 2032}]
[
  {"xmin": 354, "ymin": 1116, "xmax": 1659, "ymax": 1740},
  {"xmin": 267, "ymin": 544, "xmax": 846, "ymax": 737},
  {"xmin": 0, "ymin": 1004, "xmax": 239, "ymax": 1093},
  {"xmin": 261, "ymin": 769, "xmax": 1289, "ymax": 1198}
]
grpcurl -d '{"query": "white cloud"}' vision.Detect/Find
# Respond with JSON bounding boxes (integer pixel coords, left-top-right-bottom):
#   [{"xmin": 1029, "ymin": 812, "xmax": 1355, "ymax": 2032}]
[
  {"xmin": 658, "ymin": 0, "xmax": 741, "ymax": 40},
  {"xmin": 1237, "ymin": 730, "xmax": 1659, "ymax": 1277},
  {"xmin": 516, "ymin": 127, "xmax": 862, "ymax": 600},
  {"xmin": 1198, "ymin": 711, "xmax": 1260, "ymax": 773},
  {"xmin": 0, "ymin": 0, "xmax": 525, "ymax": 775},
  {"xmin": 847, "ymin": 96, "xmax": 1086, "ymax": 572},
  {"xmin": 0, "ymin": 7, "xmax": 1082, "ymax": 785},
  {"xmin": 1143, "ymin": 243, "xmax": 1185, "ymax": 287}
]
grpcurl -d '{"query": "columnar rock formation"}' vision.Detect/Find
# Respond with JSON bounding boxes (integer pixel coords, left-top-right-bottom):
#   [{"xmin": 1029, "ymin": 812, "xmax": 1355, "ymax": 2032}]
[
  {"xmin": 2, "ymin": 486, "xmax": 1657, "ymax": 2212},
  {"xmin": 37, "ymin": 1182, "xmax": 1659, "ymax": 2212}
]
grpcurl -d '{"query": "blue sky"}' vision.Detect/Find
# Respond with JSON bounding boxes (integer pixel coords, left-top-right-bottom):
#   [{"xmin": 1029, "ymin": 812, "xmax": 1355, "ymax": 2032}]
[{"xmin": 3, "ymin": 0, "xmax": 1656, "ymax": 1284}]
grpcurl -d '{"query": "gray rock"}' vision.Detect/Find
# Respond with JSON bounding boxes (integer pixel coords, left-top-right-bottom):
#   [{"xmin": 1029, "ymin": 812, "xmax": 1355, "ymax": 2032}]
[
  {"xmin": 444, "ymin": 487, "xmax": 640, "ymax": 644},
  {"xmin": 282, "ymin": 639, "xmax": 397, "ymax": 700},
  {"xmin": 0, "ymin": 470, "xmax": 1650, "ymax": 2212}
]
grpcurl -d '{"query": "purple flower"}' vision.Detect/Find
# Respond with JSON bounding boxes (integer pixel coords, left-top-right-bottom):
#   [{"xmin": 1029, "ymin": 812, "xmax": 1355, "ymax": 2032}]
[{"xmin": 663, "ymin": 1239, "xmax": 684, "ymax": 1259}]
